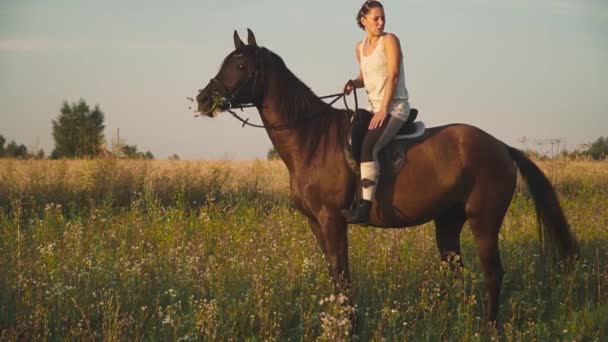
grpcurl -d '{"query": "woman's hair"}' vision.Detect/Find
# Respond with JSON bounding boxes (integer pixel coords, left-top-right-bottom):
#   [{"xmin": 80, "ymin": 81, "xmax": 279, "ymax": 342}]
[{"xmin": 356, "ymin": 1, "xmax": 384, "ymax": 30}]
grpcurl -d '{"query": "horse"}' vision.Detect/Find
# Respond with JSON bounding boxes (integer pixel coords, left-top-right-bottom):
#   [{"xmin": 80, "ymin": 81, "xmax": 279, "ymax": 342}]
[{"xmin": 194, "ymin": 29, "xmax": 578, "ymax": 322}]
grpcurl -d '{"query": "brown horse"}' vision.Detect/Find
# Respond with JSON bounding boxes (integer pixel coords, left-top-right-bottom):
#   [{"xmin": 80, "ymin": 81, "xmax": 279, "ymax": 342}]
[{"xmin": 195, "ymin": 29, "xmax": 578, "ymax": 322}]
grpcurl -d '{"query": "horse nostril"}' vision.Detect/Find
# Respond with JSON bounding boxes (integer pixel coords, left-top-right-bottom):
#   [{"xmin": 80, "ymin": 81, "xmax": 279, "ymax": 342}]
[{"xmin": 197, "ymin": 92, "xmax": 210, "ymax": 104}]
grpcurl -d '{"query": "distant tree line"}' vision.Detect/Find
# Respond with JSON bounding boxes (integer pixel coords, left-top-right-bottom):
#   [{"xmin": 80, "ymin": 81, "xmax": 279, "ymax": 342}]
[
  {"xmin": 585, "ymin": 136, "xmax": 608, "ymax": 160},
  {"xmin": 266, "ymin": 137, "xmax": 608, "ymax": 161},
  {"xmin": 0, "ymin": 135, "xmax": 45, "ymax": 159},
  {"xmin": 521, "ymin": 136, "xmax": 608, "ymax": 161},
  {"xmin": 1, "ymin": 99, "xmax": 166, "ymax": 160},
  {"xmin": 120, "ymin": 144, "xmax": 155, "ymax": 160}
]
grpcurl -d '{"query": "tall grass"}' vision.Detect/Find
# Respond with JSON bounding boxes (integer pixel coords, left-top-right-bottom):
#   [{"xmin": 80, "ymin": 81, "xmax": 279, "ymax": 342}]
[
  {"xmin": 0, "ymin": 159, "xmax": 290, "ymax": 210},
  {"xmin": 1, "ymin": 159, "xmax": 607, "ymax": 340}
]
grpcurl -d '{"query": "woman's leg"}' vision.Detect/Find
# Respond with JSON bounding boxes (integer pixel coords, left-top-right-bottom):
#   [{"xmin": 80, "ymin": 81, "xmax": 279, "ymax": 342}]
[
  {"xmin": 346, "ymin": 115, "xmax": 405, "ymax": 223},
  {"xmin": 359, "ymin": 115, "xmax": 406, "ymax": 202}
]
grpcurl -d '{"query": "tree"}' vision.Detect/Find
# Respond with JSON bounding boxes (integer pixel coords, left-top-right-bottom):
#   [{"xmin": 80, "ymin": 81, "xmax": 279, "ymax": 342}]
[
  {"xmin": 5, "ymin": 141, "xmax": 28, "ymax": 159},
  {"xmin": 52, "ymin": 99, "xmax": 105, "ymax": 158},
  {"xmin": 168, "ymin": 153, "xmax": 180, "ymax": 160},
  {"xmin": 121, "ymin": 144, "xmax": 139, "ymax": 159},
  {"xmin": 35, "ymin": 149, "xmax": 45, "ymax": 159},
  {"xmin": 120, "ymin": 144, "xmax": 154, "ymax": 159},
  {"xmin": 50, "ymin": 149, "xmax": 61, "ymax": 160},
  {"xmin": 586, "ymin": 136, "xmax": 608, "ymax": 160},
  {"xmin": 267, "ymin": 147, "xmax": 279, "ymax": 160},
  {"xmin": 0, "ymin": 135, "xmax": 34, "ymax": 159},
  {"xmin": 0, "ymin": 135, "xmax": 5, "ymax": 157}
]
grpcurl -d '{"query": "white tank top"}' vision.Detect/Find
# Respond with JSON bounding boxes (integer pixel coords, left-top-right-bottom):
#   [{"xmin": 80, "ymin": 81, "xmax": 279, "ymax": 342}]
[{"xmin": 360, "ymin": 34, "xmax": 409, "ymax": 120}]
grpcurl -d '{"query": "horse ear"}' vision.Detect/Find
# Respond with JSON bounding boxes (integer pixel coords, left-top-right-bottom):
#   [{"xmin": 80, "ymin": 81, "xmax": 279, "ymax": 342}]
[
  {"xmin": 233, "ymin": 30, "xmax": 245, "ymax": 50},
  {"xmin": 247, "ymin": 28, "xmax": 258, "ymax": 47}
]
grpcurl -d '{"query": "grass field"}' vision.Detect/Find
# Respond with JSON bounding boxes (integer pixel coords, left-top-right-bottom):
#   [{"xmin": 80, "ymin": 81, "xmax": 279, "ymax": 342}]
[{"xmin": 1, "ymin": 159, "xmax": 607, "ymax": 341}]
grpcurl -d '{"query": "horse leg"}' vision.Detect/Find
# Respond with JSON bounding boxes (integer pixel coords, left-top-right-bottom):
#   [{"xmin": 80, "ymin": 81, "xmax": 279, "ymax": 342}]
[
  {"xmin": 309, "ymin": 214, "xmax": 356, "ymax": 333},
  {"xmin": 307, "ymin": 217, "xmax": 327, "ymax": 256},
  {"xmin": 306, "ymin": 213, "xmax": 351, "ymax": 288},
  {"xmin": 434, "ymin": 205, "xmax": 466, "ymax": 269},
  {"xmin": 468, "ymin": 213, "xmax": 505, "ymax": 322},
  {"xmin": 318, "ymin": 214, "xmax": 351, "ymax": 293}
]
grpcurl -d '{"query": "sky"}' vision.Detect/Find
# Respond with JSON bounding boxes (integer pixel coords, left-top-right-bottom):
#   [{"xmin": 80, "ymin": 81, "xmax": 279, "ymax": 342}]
[{"xmin": 0, "ymin": 0, "xmax": 606, "ymax": 159}]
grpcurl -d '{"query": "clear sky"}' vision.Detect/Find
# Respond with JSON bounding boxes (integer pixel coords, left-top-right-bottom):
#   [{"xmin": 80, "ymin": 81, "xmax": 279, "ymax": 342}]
[{"xmin": 1, "ymin": 0, "xmax": 606, "ymax": 159}]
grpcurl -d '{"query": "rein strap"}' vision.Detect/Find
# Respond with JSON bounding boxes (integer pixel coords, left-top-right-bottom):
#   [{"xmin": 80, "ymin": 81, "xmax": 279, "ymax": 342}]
[{"xmin": 226, "ymin": 80, "xmax": 359, "ymax": 130}]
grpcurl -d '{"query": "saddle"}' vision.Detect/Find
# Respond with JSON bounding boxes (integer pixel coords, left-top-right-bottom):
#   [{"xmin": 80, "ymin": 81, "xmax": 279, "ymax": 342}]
[{"xmin": 346, "ymin": 108, "xmax": 428, "ymax": 177}]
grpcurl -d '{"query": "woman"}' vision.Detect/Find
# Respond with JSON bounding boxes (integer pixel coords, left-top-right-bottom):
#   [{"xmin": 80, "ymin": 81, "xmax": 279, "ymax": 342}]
[{"xmin": 344, "ymin": 0, "xmax": 411, "ymax": 224}]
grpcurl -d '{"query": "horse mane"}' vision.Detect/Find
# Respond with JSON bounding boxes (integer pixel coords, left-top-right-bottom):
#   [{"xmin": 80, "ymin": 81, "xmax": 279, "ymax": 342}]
[{"xmin": 262, "ymin": 48, "xmax": 348, "ymax": 158}]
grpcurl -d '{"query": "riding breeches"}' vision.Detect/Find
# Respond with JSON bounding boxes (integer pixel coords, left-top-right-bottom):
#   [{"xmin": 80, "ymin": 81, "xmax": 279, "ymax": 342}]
[{"xmin": 360, "ymin": 114, "xmax": 406, "ymax": 201}]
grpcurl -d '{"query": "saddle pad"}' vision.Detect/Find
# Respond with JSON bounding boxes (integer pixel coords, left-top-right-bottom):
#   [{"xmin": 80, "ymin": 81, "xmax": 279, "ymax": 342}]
[
  {"xmin": 379, "ymin": 130, "xmax": 431, "ymax": 176},
  {"xmin": 344, "ymin": 124, "xmax": 430, "ymax": 176}
]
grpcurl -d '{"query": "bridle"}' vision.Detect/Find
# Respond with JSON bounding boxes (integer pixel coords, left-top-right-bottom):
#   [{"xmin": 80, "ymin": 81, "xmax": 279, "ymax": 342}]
[
  {"xmin": 205, "ymin": 48, "xmax": 359, "ymax": 130},
  {"xmin": 208, "ymin": 48, "xmax": 265, "ymax": 111}
]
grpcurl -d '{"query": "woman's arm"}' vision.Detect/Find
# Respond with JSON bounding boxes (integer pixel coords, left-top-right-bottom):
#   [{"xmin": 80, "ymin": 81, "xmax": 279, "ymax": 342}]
[{"xmin": 380, "ymin": 33, "xmax": 402, "ymax": 113}]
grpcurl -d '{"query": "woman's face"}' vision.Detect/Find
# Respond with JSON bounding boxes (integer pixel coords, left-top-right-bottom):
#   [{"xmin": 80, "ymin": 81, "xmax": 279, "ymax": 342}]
[{"xmin": 361, "ymin": 7, "xmax": 385, "ymax": 35}]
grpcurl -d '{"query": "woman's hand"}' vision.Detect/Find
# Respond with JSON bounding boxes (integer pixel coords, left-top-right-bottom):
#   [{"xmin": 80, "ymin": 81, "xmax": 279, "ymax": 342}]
[
  {"xmin": 369, "ymin": 109, "xmax": 387, "ymax": 129},
  {"xmin": 344, "ymin": 80, "xmax": 355, "ymax": 95}
]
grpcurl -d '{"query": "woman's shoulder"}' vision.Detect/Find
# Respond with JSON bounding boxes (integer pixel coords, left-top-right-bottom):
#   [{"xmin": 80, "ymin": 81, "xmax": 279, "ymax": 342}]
[
  {"xmin": 382, "ymin": 33, "xmax": 401, "ymax": 44},
  {"xmin": 382, "ymin": 33, "xmax": 403, "ymax": 53},
  {"xmin": 355, "ymin": 40, "xmax": 363, "ymax": 58}
]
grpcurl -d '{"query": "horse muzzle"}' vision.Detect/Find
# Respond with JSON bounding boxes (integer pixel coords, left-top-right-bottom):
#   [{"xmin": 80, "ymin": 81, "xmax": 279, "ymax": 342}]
[
  {"xmin": 196, "ymin": 87, "xmax": 232, "ymax": 117},
  {"xmin": 195, "ymin": 90, "xmax": 211, "ymax": 115}
]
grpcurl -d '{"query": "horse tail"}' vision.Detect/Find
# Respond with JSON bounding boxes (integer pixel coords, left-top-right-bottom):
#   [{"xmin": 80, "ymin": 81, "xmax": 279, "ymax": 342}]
[{"xmin": 507, "ymin": 146, "xmax": 579, "ymax": 261}]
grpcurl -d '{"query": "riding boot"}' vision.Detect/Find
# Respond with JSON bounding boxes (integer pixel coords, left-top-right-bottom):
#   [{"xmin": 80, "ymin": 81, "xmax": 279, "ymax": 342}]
[
  {"xmin": 345, "ymin": 199, "xmax": 372, "ymax": 224},
  {"xmin": 345, "ymin": 161, "xmax": 378, "ymax": 224}
]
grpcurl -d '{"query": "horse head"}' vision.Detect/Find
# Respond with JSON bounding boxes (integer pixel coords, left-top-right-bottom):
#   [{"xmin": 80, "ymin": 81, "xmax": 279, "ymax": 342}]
[{"xmin": 196, "ymin": 29, "xmax": 265, "ymax": 117}]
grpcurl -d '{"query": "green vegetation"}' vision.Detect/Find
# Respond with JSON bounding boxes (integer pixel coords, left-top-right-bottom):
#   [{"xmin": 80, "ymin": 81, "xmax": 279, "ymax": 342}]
[
  {"xmin": 0, "ymin": 135, "xmax": 44, "ymax": 159},
  {"xmin": 267, "ymin": 147, "xmax": 279, "ymax": 160},
  {"xmin": 51, "ymin": 99, "xmax": 106, "ymax": 159},
  {"xmin": 120, "ymin": 144, "xmax": 155, "ymax": 160},
  {"xmin": 586, "ymin": 136, "xmax": 608, "ymax": 160},
  {"xmin": 45, "ymin": 99, "xmax": 155, "ymax": 159},
  {"xmin": 1, "ymin": 159, "xmax": 606, "ymax": 340}
]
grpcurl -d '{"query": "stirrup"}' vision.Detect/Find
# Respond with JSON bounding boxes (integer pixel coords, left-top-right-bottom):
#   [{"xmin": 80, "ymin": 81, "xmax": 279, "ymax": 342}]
[{"xmin": 345, "ymin": 199, "xmax": 371, "ymax": 224}]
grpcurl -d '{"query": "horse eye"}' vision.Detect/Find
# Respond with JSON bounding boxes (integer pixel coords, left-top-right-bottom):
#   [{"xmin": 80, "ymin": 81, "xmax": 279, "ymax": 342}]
[{"xmin": 237, "ymin": 64, "xmax": 245, "ymax": 70}]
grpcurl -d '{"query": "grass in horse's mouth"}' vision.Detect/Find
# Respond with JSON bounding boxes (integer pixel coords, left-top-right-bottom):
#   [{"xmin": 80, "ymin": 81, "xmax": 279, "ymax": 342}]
[{"xmin": 210, "ymin": 95, "xmax": 230, "ymax": 116}]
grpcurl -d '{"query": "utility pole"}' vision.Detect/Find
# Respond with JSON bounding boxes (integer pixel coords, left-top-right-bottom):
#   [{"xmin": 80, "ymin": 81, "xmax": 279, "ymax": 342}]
[{"xmin": 115, "ymin": 128, "xmax": 121, "ymax": 157}]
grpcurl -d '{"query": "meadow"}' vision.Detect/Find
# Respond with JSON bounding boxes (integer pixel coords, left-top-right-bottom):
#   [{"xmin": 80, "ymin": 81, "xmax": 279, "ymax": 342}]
[{"xmin": 1, "ymin": 159, "xmax": 607, "ymax": 341}]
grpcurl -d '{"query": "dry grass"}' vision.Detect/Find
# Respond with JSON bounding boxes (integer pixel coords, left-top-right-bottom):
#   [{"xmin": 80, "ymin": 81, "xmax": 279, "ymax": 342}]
[{"xmin": 0, "ymin": 159, "xmax": 290, "ymax": 209}]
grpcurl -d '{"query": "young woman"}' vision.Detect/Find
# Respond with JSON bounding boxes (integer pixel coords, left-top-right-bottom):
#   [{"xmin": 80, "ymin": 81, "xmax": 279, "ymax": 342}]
[{"xmin": 344, "ymin": 0, "xmax": 412, "ymax": 224}]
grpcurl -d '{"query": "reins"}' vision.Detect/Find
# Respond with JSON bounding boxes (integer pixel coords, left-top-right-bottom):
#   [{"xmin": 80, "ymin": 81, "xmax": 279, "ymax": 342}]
[{"xmin": 225, "ymin": 80, "xmax": 359, "ymax": 130}]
